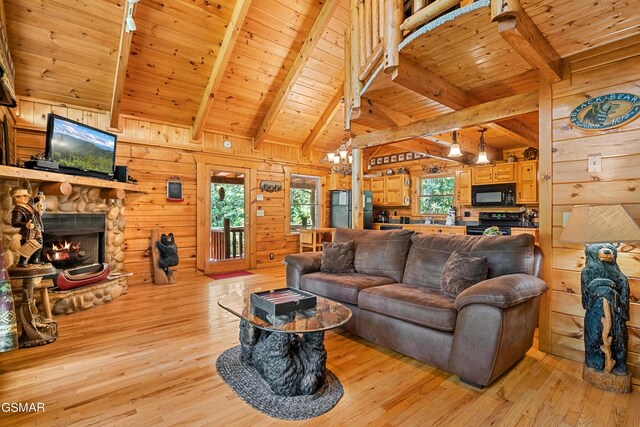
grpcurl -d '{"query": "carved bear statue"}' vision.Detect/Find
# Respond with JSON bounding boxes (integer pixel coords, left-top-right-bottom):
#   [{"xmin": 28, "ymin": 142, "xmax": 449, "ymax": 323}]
[
  {"xmin": 156, "ymin": 233, "xmax": 179, "ymax": 275},
  {"xmin": 581, "ymin": 243, "xmax": 629, "ymax": 376}
]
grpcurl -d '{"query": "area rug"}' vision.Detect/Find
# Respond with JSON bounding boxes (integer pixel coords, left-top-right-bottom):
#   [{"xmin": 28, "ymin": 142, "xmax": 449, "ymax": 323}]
[
  {"xmin": 207, "ymin": 270, "xmax": 254, "ymax": 280},
  {"xmin": 216, "ymin": 346, "xmax": 343, "ymax": 420}
]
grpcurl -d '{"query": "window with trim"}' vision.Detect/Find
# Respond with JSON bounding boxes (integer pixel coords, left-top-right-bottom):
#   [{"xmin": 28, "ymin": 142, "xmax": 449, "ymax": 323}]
[
  {"xmin": 290, "ymin": 175, "xmax": 320, "ymax": 231},
  {"xmin": 419, "ymin": 176, "xmax": 454, "ymax": 214}
]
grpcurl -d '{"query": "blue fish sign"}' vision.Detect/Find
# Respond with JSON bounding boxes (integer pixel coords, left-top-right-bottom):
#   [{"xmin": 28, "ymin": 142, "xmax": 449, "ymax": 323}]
[{"xmin": 570, "ymin": 93, "xmax": 640, "ymax": 130}]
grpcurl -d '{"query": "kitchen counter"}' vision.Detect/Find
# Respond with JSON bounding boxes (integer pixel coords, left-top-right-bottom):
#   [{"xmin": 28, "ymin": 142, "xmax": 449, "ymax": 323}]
[{"xmin": 371, "ymin": 223, "xmax": 466, "ymax": 235}]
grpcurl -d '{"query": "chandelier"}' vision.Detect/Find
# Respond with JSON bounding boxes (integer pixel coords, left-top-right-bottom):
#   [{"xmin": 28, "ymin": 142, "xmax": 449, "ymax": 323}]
[{"xmin": 327, "ymin": 130, "xmax": 353, "ymax": 176}]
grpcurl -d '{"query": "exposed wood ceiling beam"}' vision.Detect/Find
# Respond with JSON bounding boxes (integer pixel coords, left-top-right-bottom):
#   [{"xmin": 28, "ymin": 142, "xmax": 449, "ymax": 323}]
[
  {"xmin": 394, "ymin": 140, "xmax": 467, "ymax": 164},
  {"xmin": 109, "ymin": 1, "xmax": 136, "ymax": 129},
  {"xmin": 391, "ymin": 55, "xmax": 539, "ymax": 147},
  {"xmin": 491, "ymin": 0, "xmax": 562, "ymax": 82},
  {"xmin": 301, "ymin": 87, "xmax": 343, "ymax": 158},
  {"xmin": 352, "ymin": 92, "xmax": 539, "ymax": 148},
  {"xmin": 253, "ymin": 0, "xmax": 340, "ymax": 150},
  {"xmin": 192, "ymin": 0, "xmax": 253, "ymax": 140}
]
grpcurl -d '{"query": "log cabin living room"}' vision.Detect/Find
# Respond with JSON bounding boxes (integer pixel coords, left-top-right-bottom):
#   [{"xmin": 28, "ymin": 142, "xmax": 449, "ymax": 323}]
[{"xmin": 0, "ymin": 0, "xmax": 639, "ymax": 424}]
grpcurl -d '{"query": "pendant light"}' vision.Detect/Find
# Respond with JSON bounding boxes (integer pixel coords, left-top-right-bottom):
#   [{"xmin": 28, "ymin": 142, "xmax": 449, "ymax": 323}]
[
  {"xmin": 476, "ymin": 128, "xmax": 490, "ymax": 165},
  {"xmin": 447, "ymin": 130, "xmax": 462, "ymax": 157}
]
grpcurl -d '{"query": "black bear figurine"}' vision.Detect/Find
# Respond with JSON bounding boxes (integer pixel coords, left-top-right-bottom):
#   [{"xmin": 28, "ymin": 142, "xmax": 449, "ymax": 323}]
[{"xmin": 156, "ymin": 232, "xmax": 179, "ymax": 275}]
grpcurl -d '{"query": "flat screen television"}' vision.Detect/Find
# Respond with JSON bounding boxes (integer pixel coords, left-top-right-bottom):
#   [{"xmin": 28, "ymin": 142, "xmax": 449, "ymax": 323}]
[{"xmin": 45, "ymin": 113, "xmax": 117, "ymax": 180}]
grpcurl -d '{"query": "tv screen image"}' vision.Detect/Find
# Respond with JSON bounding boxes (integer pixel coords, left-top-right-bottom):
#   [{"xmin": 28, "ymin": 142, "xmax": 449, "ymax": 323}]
[{"xmin": 45, "ymin": 114, "xmax": 117, "ymax": 179}]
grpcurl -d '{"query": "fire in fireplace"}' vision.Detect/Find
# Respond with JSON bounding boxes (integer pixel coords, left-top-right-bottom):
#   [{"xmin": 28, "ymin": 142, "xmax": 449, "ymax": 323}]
[
  {"xmin": 42, "ymin": 213, "xmax": 106, "ymax": 270},
  {"xmin": 45, "ymin": 240, "xmax": 90, "ymax": 269}
]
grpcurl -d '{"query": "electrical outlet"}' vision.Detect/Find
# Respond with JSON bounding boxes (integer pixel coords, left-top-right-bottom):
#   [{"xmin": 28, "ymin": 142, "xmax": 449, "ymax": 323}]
[
  {"xmin": 563, "ymin": 212, "xmax": 571, "ymax": 227},
  {"xmin": 464, "ymin": 211, "xmax": 471, "ymax": 217},
  {"xmin": 256, "ymin": 209, "xmax": 264, "ymax": 217},
  {"xmin": 587, "ymin": 153, "xmax": 602, "ymax": 172},
  {"xmin": 269, "ymin": 253, "xmax": 274, "ymax": 260}
]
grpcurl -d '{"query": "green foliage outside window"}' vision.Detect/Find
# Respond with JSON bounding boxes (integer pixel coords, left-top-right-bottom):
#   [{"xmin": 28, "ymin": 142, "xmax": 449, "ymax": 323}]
[
  {"xmin": 210, "ymin": 184, "xmax": 244, "ymax": 228},
  {"xmin": 290, "ymin": 175, "xmax": 319, "ymax": 230},
  {"xmin": 419, "ymin": 176, "xmax": 454, "ymax": 214}
]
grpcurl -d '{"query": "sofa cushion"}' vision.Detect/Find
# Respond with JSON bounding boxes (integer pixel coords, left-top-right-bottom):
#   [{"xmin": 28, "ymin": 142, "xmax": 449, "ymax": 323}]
[
  {"xmin": 358, "ymin": 284, "xmax": 457, "ymax": 332},
  {"xmin": 440, "ymin": 251, "xmax": 488, "ymax": 297},
  {"xmin": 333, "ymin": 228, "xmax": 413, "ymax": 282},
  {"xmin": 403, "ymin": 233, "xmax": 535, "ymax": 290},
  {"xmin": 300, "ymin": 272, "xmax": 396, "ymax": 305},
  {"xmin": 320, "ymin": 240, "xmax": 355, "ymax": 273}
]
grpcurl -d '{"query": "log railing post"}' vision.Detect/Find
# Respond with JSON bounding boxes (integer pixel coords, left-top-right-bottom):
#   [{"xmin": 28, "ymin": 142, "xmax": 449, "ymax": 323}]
[
  {"xmin": 223, "ymin": 218, "xmax": 231, "ymax": 259},
  {"xmin": 384, "ymin": 0, "xmax": 403, "ymax": 73}
]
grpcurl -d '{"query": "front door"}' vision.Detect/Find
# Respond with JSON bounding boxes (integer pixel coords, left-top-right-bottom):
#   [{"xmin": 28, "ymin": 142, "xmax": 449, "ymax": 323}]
[{"xmin": 205, "ymin": 165, "xmax": 251, "ymax": 274}]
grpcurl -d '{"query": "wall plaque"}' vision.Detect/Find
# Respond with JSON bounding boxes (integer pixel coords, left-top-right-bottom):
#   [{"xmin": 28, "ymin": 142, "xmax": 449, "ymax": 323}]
[{"xmin": 570, "ymin": 93, "xmax": 640, "ymax": 130}]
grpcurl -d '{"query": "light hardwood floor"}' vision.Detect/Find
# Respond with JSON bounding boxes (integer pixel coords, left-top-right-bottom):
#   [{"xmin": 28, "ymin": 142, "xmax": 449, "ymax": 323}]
[{"xmin": 1, "ymin": 266, "xmax": 639, "ymax": 426}]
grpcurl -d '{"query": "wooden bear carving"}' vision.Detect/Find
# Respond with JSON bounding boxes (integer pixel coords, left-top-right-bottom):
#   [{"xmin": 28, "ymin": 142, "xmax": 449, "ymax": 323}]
[{"xmin": 581, "ymin": 243, "xmax": 631, "ymax": 392}]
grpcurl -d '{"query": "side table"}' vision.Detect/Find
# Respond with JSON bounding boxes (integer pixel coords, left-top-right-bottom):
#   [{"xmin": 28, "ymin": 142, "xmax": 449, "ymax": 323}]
[
  {"xmin": 8, "ymin": 264, "xmax": 58, "ymax": 347},
  {"xmin": 299, "ymin": 228, "xmax": 335, "ymax": 253}
]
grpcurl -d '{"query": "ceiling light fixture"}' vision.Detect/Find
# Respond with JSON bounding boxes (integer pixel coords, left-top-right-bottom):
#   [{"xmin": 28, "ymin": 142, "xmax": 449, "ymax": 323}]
[
  {"xmin": 125, "ymin": 0, "xmax": 139, "ymax": 33},
  {"xmin": 476, "ymin": 128, "xmax": 490, "ymax": 164},
  {"xmin": 327, "ymin": 130, "xmax": 352, "ymax": 176},
  {"xmin": 447, "ymin": 130, "xmax": 462, "ymax": 157}
]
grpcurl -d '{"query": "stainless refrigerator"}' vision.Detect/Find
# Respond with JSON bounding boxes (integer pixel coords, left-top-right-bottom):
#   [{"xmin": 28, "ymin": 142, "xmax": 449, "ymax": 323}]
[{"xmin": 330, "ymin": 190, "xmax": 373, "ymax": 229}]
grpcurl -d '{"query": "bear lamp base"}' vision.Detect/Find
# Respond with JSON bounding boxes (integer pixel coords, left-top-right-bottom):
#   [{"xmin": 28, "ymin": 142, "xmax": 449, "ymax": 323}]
[{"xmin": 583, "ymin": 364, "xmax": 631, "ymax": 393}]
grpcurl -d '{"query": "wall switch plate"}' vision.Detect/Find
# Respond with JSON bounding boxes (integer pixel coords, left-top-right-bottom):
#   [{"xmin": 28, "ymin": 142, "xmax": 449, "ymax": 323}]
[
  {"xmin": 563, "ymin": 212, "xmax": 571, "ymax": 227},
  {"xmin": 256, "ymin": 194, "xmax": 264, "ymax": 201},
  {"xmin": 256, "ymin": 210, "xmax": 264, "ymax": 217},
  {"xmin": 464, "ymin": 211, "xmax": 471, "ymax": 217},
  {"xmin": 587, "ymin": 153, "xmax": 602, "ymax": 172}
]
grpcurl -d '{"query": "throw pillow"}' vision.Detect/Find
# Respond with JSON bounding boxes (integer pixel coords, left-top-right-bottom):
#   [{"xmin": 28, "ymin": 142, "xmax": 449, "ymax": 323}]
[
  {"xmin": 320, "ymin": 240, "xmax": 355, "ymax": 273},
  {"xmin": 440, "ymin": 251, "xmax": 488, "ymax": 297}
]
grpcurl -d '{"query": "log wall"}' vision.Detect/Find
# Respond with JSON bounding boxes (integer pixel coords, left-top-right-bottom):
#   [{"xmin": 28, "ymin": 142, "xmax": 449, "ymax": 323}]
[
  {"xmin": 548, "ymin": 37, "xmax": 640, "ymax": 377},
  {"xmin": 14, "ymin": 98, "xmax": 329, "ymax": 285}
]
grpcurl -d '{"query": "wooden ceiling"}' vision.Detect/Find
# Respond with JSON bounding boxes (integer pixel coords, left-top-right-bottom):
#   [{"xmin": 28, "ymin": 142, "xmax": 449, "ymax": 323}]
[{"xmin": 4, "ymin": 0, "xmax": 639, "ymax": 160}]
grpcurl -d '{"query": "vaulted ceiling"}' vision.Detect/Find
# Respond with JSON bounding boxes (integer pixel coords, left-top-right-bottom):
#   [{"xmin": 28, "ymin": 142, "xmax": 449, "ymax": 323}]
[{"xmin": 4, "ymin": 0, "xmax": 639, "ymax": 160}]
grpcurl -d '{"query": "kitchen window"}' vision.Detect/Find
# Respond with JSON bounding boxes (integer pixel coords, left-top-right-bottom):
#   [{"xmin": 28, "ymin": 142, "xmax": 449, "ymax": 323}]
[
  {"xmin": 290, "ymin": 175, "xmax": 320, "ymax": 231},
  {"xmin": 419, "ymin": 176, "xmax": 454, "ymax": 214}
]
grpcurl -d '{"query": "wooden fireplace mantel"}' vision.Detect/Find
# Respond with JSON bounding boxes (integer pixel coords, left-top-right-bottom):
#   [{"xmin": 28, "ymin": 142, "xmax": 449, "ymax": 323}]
[{"xmin": 0, "ymin": 165, "xmax": 142, "ymax": 193}]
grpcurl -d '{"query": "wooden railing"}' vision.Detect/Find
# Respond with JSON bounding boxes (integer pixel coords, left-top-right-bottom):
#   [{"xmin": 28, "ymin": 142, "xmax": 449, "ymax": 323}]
[
  {"xmin": 346, "ymin": 0, "xmax": 467, "ymax": 117},
  {"xmin": 210, "ymin": 222, "xmax": 245, "ymax": 261}
]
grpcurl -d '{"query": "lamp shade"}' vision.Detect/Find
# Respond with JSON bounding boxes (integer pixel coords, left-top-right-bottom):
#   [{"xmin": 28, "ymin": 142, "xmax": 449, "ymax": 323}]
[
  {"xmin": 476, "ymin": 151, "xmax": 489, "ymax": 164},
  {"xmin": 560, "ymin": 204, "xmax": 640, "ymax": 243},
  {"xmin": 448, "ymin": 144, "xmax": 462, "ymax": 157}
]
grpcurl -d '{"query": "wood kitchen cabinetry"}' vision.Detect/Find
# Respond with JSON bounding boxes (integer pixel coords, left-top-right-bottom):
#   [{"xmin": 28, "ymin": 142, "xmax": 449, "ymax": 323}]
[
  {"xmin": 370, "ymin": 174, "xmax": 410, "ymax": 206},
  {"xmin": 516, "ymin": 160, "xmax": 538, "ymax": 204},
  {"xmin": 454, "ymin": 169, "xmax": 471, "ymax": 206},
  {"xmin": 328, "ymin": 174, "xmax": 371, "ymax": 191},
  {"xmin": 471, "ymin": 163, "xmax": 515, "ymax": 185}
]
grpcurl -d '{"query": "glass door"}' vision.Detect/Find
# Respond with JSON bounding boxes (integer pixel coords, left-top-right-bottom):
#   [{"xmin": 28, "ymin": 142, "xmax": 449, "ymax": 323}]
[{"xmin": 206, "ymin": 166, "xmax": 250, "ymax": 274}]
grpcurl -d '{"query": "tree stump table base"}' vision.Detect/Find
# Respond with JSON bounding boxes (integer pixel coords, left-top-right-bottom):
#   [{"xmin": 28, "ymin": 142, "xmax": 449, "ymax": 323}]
[{"xmin": 582, "ymin": 364, "xmax": 632, "ymax": 393}]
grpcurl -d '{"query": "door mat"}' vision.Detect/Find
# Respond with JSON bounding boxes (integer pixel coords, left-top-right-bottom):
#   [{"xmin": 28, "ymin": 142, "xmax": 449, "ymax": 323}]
[{"xmin": 207, "ymin": 271, "xmax": 254, "ymax": 280}]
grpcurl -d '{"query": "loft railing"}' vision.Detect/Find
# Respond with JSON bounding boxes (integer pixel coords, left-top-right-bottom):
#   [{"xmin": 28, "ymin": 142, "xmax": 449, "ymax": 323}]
[
  {"xmin": 210, "ymin": 222, "xmax": 245, "ymax": 261},
  {"xmin": 346, "ymin": 0, "xmax": 467, "ymax": 116}
]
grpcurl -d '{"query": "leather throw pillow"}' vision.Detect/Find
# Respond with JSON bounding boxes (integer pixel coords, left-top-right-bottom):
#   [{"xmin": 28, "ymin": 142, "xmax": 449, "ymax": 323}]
[
  {"xmin": 321, "ymin": 240, "xmax": 355, "ymax": 273},
  {"xmin": 440, "ymin": 251, "xmax": 488, "ymax": 297}
]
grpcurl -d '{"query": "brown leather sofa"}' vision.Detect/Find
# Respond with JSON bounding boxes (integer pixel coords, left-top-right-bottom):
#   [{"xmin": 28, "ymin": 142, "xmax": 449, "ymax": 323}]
[{"xmin": 284, "ymin": 228, "xmax": 547, "ymax": 387}]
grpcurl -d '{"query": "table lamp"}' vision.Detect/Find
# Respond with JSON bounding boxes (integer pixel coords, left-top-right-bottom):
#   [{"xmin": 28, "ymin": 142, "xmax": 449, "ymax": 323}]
[{"xmin": 560, "ymin": 204, "xmax": 640, "ymax": 393}]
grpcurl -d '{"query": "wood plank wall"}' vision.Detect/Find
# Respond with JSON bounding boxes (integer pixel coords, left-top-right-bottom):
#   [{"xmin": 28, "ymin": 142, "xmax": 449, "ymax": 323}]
[
  {"xmin": 549, "ymin": 37, "xmax": 640, "ymax": 377},
  {"xmin": 13, "ymin": 98, "xmax": 329, "ymax": 285}
]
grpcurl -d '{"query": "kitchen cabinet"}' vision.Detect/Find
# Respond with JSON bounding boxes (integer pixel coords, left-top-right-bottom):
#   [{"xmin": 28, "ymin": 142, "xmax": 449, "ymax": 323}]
[
  {"xmin": 328, "ymin": 174, "xmax": 371, "ymax": 191},
  {"xmin": 511, "ymin": 227, "xmax": 539, "ymax": 244},
  {"xmin": 455, "ymin": 169, "xmax": 471, "ymax": 206},
  {"xmin": 516, "ymin": 161, "xmax": 538, "ymax": 204},
  {"xmin": 471, "ymin": 163, "xmax": 515, "ymax": 185},
  {"xmin": 404, "ymin": 224, "xmax": 466, "ymax": 234},
  {"xmin": 371, "ymin": 174, "xmax": 410, "ymax": 206}
]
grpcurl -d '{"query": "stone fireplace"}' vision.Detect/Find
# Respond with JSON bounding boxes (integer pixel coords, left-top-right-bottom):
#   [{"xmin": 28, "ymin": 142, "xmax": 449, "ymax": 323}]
[
  {"xmin": 1, "ymin": 179, "xmax": 129, "ymax": 315},
  {"xmin": 42, "ymin": 213, "xmax": 105, "ymax": 268}
]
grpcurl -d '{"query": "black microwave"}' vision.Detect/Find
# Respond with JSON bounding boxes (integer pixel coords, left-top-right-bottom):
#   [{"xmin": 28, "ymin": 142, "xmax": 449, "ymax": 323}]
[{"xmin": 471, "ymin": 183, "xmax": 516, "ymax": 207}]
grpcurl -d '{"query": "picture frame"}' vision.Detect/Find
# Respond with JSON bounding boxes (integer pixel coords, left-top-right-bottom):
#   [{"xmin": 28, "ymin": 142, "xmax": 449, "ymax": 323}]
[
  {"xmin": 383, "ymin": 156, "xmax": 390, "ymax": 164},
  {"xmin": 370, "ymin": 158, "xmax": 376, "ymax": 166},
  {"xmin": 406, "ymin": 152, "xmax": 413, "ymax": 160},
  {"xmin": 398, "ymin": 153, "xmax": 405, "ymax": 162},
  {"xmin": 167, "ymin": 177, "xmax": 184, "ymax": 202},
  {"xmin": 390, "ymin": 154, "xmax": 397, "ymax": 162},
  {"xmin": 376, "ymin": 157, "xmax": 383, "ymax": 165}
]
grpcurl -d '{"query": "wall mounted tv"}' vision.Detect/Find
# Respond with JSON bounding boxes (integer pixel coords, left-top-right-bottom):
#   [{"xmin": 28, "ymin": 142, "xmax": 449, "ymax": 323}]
[{"xmin": 45, "ymin": 114, "xmax": 117, "ymax": 180}]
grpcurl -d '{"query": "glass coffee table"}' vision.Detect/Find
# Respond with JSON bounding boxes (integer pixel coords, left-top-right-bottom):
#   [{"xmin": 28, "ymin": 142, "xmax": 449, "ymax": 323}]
[{"xmin": 218, "ymin": 289, "xmax": 351, "ymax": 396}]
